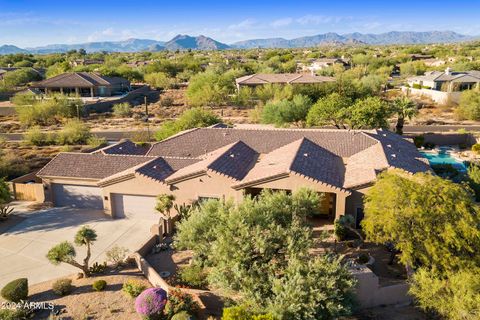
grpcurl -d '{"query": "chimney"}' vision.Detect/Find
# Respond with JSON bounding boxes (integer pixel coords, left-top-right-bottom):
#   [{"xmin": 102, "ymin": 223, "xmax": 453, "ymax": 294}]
[{"xmin": 445, "ymin": 67, "xmax": 452, "ymax": 75}]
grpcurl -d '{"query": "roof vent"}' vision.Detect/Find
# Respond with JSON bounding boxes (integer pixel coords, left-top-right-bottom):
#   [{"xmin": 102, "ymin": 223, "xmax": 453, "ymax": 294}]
[
  {"xmin": 303, "ymin": 153, "xmax": 309, "ymax": 157},
  {"xmin": 387, "ymin": 144, "xmax": 392, "ymax": 148},
  {"xmin": 230, "ymin": 154, "xmax": 235, "ymax": 158},
  {"xmin": 153, "ymin": 165, "xmax": 158, "ymax": 169},
  {"xmin": 391, "ymin": 154, "xmax": 396, "ymax": 158},
  {"xmin": 119, "ymin": 146, "xmax": 123, "ymax": 150}
]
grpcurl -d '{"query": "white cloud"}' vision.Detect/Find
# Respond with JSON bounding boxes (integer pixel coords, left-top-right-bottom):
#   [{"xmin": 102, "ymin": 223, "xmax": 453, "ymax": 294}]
[
  {"xmin": 271, "ymin": 18, "xmax": 293, "ymax": 28},
  {"xmin": 228, "ymin": 19, "xmax": 256, "ymax": 31}
]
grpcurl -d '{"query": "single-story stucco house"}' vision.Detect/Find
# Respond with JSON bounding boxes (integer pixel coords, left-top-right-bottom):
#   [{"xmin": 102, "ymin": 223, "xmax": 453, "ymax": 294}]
[
  {"xmin": 37, "ymin": 127, "xmax": 430, "ymax": 230},
  {"xmin": 235, "ymin": 73, "xmax": 335, "ymax": 90},
  {"xmin": 31, "ymin": 72, "xmax": 131, "ymax": 97},
  {"xmin": 404, "ymin": 68, "xmax": 480, "ymax": 104}
]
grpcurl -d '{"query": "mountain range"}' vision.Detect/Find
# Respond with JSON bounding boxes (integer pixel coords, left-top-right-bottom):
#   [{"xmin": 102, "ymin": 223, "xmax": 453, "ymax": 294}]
[{"xmin": 0, "ymin": 31, "xmax": 476, "ymax": 54}]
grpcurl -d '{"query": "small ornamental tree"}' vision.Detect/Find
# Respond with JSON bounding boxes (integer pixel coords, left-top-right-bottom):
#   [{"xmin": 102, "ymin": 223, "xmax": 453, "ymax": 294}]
[
  {"xmin": 156, "ymin": 194, "xmax": 176, "ymax": 234},
  {"xmin": 47, "ymin": 226, "xmax": 97, "ymax": 277},
  {"xmin": 391, "ymin": 97, "xmax": 418, "ymax": 135}
]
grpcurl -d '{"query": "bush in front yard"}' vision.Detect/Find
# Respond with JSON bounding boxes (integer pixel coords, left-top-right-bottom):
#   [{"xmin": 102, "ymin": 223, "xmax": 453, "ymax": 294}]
[
  {"xmin": 122, "ymin": 279, "xmax": 146, "ymax": 298},
  {"xmin": 178, "ymin": 264, "xmax": 207, "ymax": 288},
  {"xmin": 112, "ymin": 102, "xmax": 133, "ymax": 117},
  {"xmin": 0, "ymin": 308, "xmax": 31, "ymax": 320},
  {"xmin": 164, "ymin": 289, "xmax": 200, "ymax": 319},
  {"xmin": 171, "ymin": 311, "xmax": 194, "ymax": 320},
  {"xmin": 334, "ymin": 219, "xmax": 347, "ymax": 241},
  {"xmin": 52, "ymin": 278, "xmax": 73, "ymax": 296},
  {"xmin": 1, "ymin": 278, "xmax": 28, "ymax": 302},
  {"xmin": 92, "ymin": 279, "xmax": 107, "ymax": 291},
  {"xmin": 135, "ymin": 287, "xmax": 168, "ymax": 319}
]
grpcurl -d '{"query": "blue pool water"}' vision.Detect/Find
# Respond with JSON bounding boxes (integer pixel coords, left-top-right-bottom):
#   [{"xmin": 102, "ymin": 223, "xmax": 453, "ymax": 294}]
[{"xmin": 419, "ymin": 151, "xmax": 467, "ymax": 171}]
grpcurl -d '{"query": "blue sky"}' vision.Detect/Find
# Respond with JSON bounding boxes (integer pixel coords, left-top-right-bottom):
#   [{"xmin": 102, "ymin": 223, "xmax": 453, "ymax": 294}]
[{"xmin": 1, "ymin": 0, "xmax": 479, "ymax": 47}]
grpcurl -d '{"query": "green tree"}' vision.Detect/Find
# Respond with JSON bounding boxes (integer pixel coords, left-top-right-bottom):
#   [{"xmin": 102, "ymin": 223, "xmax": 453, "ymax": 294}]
[
  {"xmin": 348, "ymin": 96, "xmax": 392, "ymax": 129},
  {"xmin": 410, "ymin": 268, "xmax": 480, "ymax": 320},
  {"xmin": 391, "ymin": 97, "xmax": 418, "ymax": 135},
  {"xmin": 175, "ymin": 189, "xmax": 355, "ymax": 319},
  {"xmin": 456, "ymin": 90, "xmax": 480, "ymax": 121},
  {"xmin": 47, "ymin": 226, "xmax": 97, "ymax": 277},
  {"xmin": 144, "ymin": 72, "xmax": 173, "ymax": 89},
  {"xmin": 187, "ymin": 70, "xmax": 241, "ymax": 107},
  {"xmin": 155, "ymin": 194, "xmax": 176, "ymax": 221},
  {"xmin": 0, "ymin": 178, "xmax": 12, "ymax": 205},
  {"xmin": 306, "ymin": 93, "xmax": 351, "ymax": 128},
  {"xmin": 362, "ymin": 170, "xmax": 480, "ymax": 274},
  {"xmin": 261, "ymin": 94, "xmax": 312, "ymax": 127},
  {"xmin": 154, "ymin": 107, "xmax": 220, "ymax": 141},
  {"xmin": 56, "ymin": 119, "xmax": 92, "ymax": 145}
]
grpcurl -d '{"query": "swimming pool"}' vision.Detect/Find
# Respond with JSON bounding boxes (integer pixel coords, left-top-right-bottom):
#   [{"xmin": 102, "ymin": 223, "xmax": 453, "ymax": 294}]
[{"xmin": 419, "ymin": 151, "xmax": 467, "ymax": 171}]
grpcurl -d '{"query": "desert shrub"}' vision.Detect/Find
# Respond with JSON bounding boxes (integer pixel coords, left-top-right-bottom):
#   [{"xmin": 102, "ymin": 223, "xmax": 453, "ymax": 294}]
[
  {"xmin": 105, "ymin": 245, "xmax": 129, "ymax": 267},
  {"xmin": 15, "ymin": 94, "xmax": 81, "ymax": 126},
  {"xmin": 56, "ymin": 119, "xmax": 92, "ymax": 145},
  {"xmin": 357, "ymin": 253, "xmax": 370, "ymax": 264},
  {"xmin": 164, "ymin": 289, "xmax": 200, "ymax": 319},
  {"xmin": 412, "ymin": 83, "xmax": 422, "ymax": 89},
  {"xmin": 123, "ymin": 279, "xmax": 147, "ymax": 298},
  {"xmin": 222, "ymin": 306, "xmax": 275, "ymax": 320},
  {"xmin": 413, "ymin": 135, "xmax": 425, "ymax": 148},
  {"xmin": 334, "ymin": 219, "xmax": 348, "ymax": 241},
  {"xmin": 456, "ymin": 90, "xmax": 480, "ymax": 121},
  {"xmin": 160, "ymin": 96, "xmax": 174, "ymax": 107},
  {"xmin": 0, "ymin": 151, "xmax": 29, "ymax": 179},
  {"xmin": 172, "ymin": 311, "xmax": 194, "ymax": 320},
  {"xmin": 135, "ymin": 287, "xmax": 168, "ymax": 319},
  {"xmin": 1, "ymin": 278, "xmax": 28, "ymax": 302},
  {"xmin": 178, "ymin": 264, "xmax": 207, "ymax": 288},
  {"xmin": 52, "ymin": 278, "xmax": 73, "ymax": 296},
  {"xmin": 92, "ymin": 279, "xmax": 107, "ymax": 291},
  {"xmin": 145, "ymin": 72, "xmax": 173, "ymax": 89},
  {"xmin": 472, "ymin": 144, "xmax": 480, "ymax": 154},
  {"xmin": 0, "ymin": 308, "xmax": 31, "ymax": 320},
  {"xmin": 23, "ymin": 126, "xmax": 56, "ymax": 146},
  {"xmin": 87, "ymin": 136, "xmax": 107, "ymax": 149},
  {"xmin": 89, "ymin": 262, "xmax": 107, "ymax": 275},
  {"xmin": 113, "ymin": 102, "xmax": 132, "ymax": 117},
  {"xmin": 423, "ymin": 142, "xmax": 435, "ymax": 149}
]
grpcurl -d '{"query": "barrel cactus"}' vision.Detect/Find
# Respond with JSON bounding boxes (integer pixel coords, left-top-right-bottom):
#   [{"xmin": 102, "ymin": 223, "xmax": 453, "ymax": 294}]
[{"xmin": 135, "ymin": 288, "xmax": 168, "ymax": 319}]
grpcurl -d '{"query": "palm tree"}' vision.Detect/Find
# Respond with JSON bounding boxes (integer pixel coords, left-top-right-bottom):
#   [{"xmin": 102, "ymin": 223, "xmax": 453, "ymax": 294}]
[
  {"xmin": 391, "ymin": 97, "xmax": 418, "ymax": 135},
  {"xmin": 155, "ymin": 194, "xmax": 176, "ymax": 234}
]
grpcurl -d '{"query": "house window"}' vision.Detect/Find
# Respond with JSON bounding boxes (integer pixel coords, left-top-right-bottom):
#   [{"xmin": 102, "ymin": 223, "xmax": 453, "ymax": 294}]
[{"xmin": 198, "ymin": 196, "xmax": 220, "ymax": 203}]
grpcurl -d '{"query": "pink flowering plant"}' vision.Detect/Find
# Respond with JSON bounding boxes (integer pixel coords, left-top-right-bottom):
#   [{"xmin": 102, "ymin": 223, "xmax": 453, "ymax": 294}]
[{"xmin": 135, "ymin": 288, "xmax": 168, "ymax": 320}]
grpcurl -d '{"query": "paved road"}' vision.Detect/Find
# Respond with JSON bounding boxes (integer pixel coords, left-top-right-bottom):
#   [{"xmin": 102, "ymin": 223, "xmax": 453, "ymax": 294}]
[
  {"xmin": 2, "ymin": 125, "xmax": 480, "ymax": 142},
  {"xmin": 0, "ymin": 207, "xmax": 152, "ymax": 287}
]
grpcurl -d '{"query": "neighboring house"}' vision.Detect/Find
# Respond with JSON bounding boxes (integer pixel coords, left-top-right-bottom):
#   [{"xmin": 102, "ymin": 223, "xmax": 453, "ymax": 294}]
[
  {"xmin": 126, "ymin": 60, "xmax": 154, "ymax": 68},
  {"xmin": 409, "ymin": 54, "xmax": 434, "ymax": 61},
  {"xmin": 298, "ymin": 57, "xmax": 350, "ymax": 73},
  {"xmin": 37, "ymin": 128, "xmax": 429, "ymax": 229},
  {"xmin": 70, "ymin": 59, "xmax": 105, "ymax": 67},
  {"xmin": 30, "ymin": 72, "xmax": 131, "ymax": 97},
  {"xmin": 235, "ymin": 73, "xmax": 335, "ymax": 90},
  {"xmin": 405, "ymin": 68, "xmax": 480, "ymax": 104}
]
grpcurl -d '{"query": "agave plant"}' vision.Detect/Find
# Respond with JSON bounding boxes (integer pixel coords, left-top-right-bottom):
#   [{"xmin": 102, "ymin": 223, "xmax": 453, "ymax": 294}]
[{"xmin": 0, "ymin": 205, "xmax": 14, "ymax": 221}]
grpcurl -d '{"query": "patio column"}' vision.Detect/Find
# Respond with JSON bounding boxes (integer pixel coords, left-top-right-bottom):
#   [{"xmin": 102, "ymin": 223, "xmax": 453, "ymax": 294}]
[
  {"xmin": 335, "ymin": 193, "xmax": 347, "ymax": 220},
  {"xmin": 90, "ymin": 87, "xmax": 94, "ymax": 98},
  {"xmin": 75, "ymin": 88, "xmax": 79, "ymax": 96}
]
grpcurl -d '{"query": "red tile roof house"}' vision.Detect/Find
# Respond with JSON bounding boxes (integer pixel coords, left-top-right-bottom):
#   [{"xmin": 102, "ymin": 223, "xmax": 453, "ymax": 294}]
[
  {"xmin": 37, "ymin": 127, "xmax": 430, "ymax": 231},
  {"xmin": 30, "ymin": 72, "xmax": 131, "ymax": 98}
]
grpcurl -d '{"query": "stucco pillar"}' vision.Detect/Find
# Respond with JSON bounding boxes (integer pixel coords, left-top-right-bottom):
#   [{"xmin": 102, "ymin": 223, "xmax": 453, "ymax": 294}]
[
  {"xmin": 75, "ymin": 88, "xmax": 79, "ymax": 96},
  {"xmin": 90, "ymin": 87, "xmax": 94, "ymax": 97},
  {"xmin": 335, "ymin": 193, "xmax": 347, "ymax": 220}
]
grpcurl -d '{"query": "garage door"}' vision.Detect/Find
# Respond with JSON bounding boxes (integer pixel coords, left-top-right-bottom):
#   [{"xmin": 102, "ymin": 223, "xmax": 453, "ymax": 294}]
[
  {"xmin": 112, "ymin": 194, "xmax": 158, "ymax": 220},
  {"xmin": 52, "ymin": 184, "xmax": 103, "ymax": 209}
]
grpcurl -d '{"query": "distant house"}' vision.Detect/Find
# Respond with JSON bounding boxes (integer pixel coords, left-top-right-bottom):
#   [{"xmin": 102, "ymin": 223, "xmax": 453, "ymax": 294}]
[
  {"xmin": 422, "ymin": 58, "xmax": 446, "ymax": 67},
  {"xmin": 235, "ymin": 73, "xmax": 335, "ymax": 90},
  {"xmin": 126, "ymin": 60, "xmax": 154, "ymax": 68},
  {"xmin": 404, "ymin": 68, "xmax": 480, "ymax": 104},
  {"xmin": 70, "ymin": 59, "xmax": 104, "ymax": 67},
  {"xmin": 299, "ymin": 57, "xmax": 350, "ymax": 73},
  {"xmin": 31, "ymin": 72, "xmax": 131, "ymax": 97},
  {"xmin": 409, "ymin": 54, "xmax": 434, "ymax": 61}
]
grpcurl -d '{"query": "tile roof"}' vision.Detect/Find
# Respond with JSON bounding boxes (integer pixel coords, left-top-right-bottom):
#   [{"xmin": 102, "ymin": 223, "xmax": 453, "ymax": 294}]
[
  {"xmin": 32, "ymin": 72, "xmax": 129, "ymax": 88},
  {"xmin": 37, "ymin": 153, "xmax": 153, "ymax": 180},
  {"xmin": 166, "ymin": 141, "xmax": 258, "ymax": 183},
  {"xmin": 236, "ymin": 73, "xmax": 335, "ymax": 86},
  {"xmin": 96, "ymin": 140, "xmax": 150, "ymax": 156},
  {"xmin": 147, "ymin": 128, "xmax": 377, "ymax": 158},
  {"xmin": 233, "ymin": 138, "xmax": 345, "ymax": 190}
]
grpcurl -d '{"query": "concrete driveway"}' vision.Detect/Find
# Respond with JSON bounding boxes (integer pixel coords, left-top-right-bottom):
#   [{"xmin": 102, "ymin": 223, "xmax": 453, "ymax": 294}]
[{"xmin": 0, "ymin": 207, "xmax": 153, "ymax": 288}]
